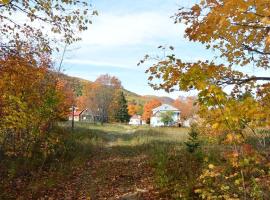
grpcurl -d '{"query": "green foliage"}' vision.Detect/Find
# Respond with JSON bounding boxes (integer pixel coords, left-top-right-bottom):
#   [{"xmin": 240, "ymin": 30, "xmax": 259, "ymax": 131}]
[
  {"xmin": 114, "ymin": 91, "xmax": 130, "ymax": 123},
  {"xmin": 184, "ymin": 125, "xmax": 200, "ymax": 153},
  {"xmin": 160, "ymin": 111, "xmax": 174, "ymax": 126}
]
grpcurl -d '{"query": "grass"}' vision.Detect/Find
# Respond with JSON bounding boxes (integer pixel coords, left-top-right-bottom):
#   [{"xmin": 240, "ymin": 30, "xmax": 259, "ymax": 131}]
[
  {"xmin": 5, "ymin": 122, "xmax": 268, "ymax": 199},
  {"xmin": 57, "ymin": 122, "xmax": 189, "ymax": 153},
  {"xmin": 1, "ymin": 122, "xmax": 192, "ymax": 199}
]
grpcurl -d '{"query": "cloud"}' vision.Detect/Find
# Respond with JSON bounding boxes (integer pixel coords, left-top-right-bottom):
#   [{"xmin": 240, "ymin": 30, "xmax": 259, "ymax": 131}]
[
  {"xmin": 80, "ymin": 12, "xmax": 185, "ymax": 46},
  {"xmin": 64, "ymin": 58, "xmax": 139, "ymax": 69}
]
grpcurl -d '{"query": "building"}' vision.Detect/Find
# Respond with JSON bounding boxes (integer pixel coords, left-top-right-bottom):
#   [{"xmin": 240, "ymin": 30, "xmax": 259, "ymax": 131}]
[
  {"xmin": 150, "ymin": 104, "xmax": 180, "ymax": 127},
  {"xmin": 68, "ymin": 108, "xmax": 101, "ymax": 123},
  {"xmin": 129, "ymin": 115, "xmax": 144, "ymax": 125},
  {"xmin": 68, "ymin": 110, "xmax": 84, "ymax": 122},
  {"xmin": 80, "ymin": 109, "xmax": 101, "ymax": 123}
]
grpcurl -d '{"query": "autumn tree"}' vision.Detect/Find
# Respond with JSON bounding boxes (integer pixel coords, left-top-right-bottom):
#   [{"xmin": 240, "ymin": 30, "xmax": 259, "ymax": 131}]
[
  {"xmin": 142, "ymin": 99, "xmax": 162, "ymax": 124},
  {"xmin": 142, "ymin": 0, "xmax": 270, "ymax": 133},
  {"xmin": 0, "ymin": 0, "xmax": 96, "ymax": 58},
  {"xmin": 95, "ymin": 74, "xmax": 122, "ymax": 89},
  {"xmin": 128, "ymin": 104, "xmax": 137, "ymax": 116},
  {"xmin": 0, "ymin": 54, "xmax": 74, "ymax": 157},
  {"xmin": 141, "ymin": 0, "xmax": 270, "ymax": 198},
  {"xmin": 173, "ymin": 96, "xmax": 198, "ymax": 120},
  {"xmin": 128, "ymin": 102, "xmax": 144, "ymax": 116},
  {"xmin": 76, "ymin": 96, "xmax": 88, "ymax": 111},
  {"xmin": 86, "ymin": 75, "xmax": 122, "ymax": 124}
]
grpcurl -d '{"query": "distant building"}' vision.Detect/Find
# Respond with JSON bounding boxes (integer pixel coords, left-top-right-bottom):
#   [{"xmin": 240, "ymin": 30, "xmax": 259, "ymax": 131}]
[
  {"xmin": 80, "ymin": 109, "xmax": 101, "ymax": 123},
  {"xmin": 150, "ymin": 104, "xmax": 180, "ymax": 127},
  {"xmin": 129, "ymin": 115, "xmax": 146, "ymax": 125},
  {"xmin": 68, "ymin": 110, "xmax": 84, "ymax": 122},
  {"xmin": 68, "ymin": 108, "xmax": 101, "ymax": 123}
]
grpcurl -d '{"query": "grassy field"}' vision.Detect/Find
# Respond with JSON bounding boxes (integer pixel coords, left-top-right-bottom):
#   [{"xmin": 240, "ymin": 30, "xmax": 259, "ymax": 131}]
[
  {"xmin": 65, "ymin": 122, "xmax": 191, "ymax": 199},
  {"xmin": 68, "ymin": 122, "xmax": 189, "ymax": 147},
  {"xmin": 1, "ymin": 122, "xmax": 191, "ymax": 199},
  {"xmin": 4, "ymin": 123, "xmax": 269, "ymax": 199}
]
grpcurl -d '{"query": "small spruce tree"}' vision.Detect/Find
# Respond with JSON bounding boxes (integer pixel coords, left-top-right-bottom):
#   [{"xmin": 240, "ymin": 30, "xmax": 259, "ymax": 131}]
[
  {"xmin": 114, "ymin": 91, "xmax": 130, "ymax": 123},
  {"xmin": 184, "ymin": 124, "xmax": 200, "ymax": 153}
]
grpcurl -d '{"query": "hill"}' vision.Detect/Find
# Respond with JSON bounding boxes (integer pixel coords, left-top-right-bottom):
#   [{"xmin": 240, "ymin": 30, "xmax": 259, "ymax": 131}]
[{"xmin": 59, "ymin": 73, "xmax": 175, "ymax": 105}]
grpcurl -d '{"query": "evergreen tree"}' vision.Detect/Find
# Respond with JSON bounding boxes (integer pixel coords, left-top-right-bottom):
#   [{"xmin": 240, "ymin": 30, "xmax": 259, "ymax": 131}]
[{"xmin": 114, "ymin": 91, "xmax": 130, "ymax": 123}]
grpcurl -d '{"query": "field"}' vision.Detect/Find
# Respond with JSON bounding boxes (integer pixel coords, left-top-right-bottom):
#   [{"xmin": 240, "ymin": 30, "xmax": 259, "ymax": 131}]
[
  {"xmin": 60, "ymin": 123, "xmax": 191, "ymax": 199},
  {"xmin": 1, "ymin": 123, "xmax": 192, "ymax": 199},
  {"xmin": 2, "ymin": 123, "xmax": 270, "ymax": 199}
]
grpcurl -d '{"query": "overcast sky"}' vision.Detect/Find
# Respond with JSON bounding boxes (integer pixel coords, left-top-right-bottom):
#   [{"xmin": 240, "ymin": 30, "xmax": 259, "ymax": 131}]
[{"xmin": 61, "ymin": 0, "xmax": 208, "ymax": 99}]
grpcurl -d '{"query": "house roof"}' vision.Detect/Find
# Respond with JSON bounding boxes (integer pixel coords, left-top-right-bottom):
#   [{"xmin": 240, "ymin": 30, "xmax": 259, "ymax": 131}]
[
  {"xmin": 152, "ymin": 104, "xmax": 180, "ymax": 114},
  {"xmin": 69, "ymin": 110, "xmax": 84, "ymax": 117},
  {"xmin": 130, "ymin": 115, "xmax": 141, "ymax": 120}
]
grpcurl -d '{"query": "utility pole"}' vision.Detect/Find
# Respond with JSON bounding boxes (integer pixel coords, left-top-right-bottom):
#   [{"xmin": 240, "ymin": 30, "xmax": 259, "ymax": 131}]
[{"xmin": 72, "ymin": 105, "xmax": 75, "ymax": 131}]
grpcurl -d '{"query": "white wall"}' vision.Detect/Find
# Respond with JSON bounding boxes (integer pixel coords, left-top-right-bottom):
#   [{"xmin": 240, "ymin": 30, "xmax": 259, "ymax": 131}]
[{"xmin": 129, "ymin": 118, "xmax": 141, "ymax": 125}]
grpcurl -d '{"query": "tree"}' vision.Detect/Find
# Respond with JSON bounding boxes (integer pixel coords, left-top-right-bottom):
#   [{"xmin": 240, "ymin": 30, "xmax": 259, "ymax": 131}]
[
  {"xmin": 142, "ymin": 99, "xmax": 162, "ymax": 124},
  {"xmin": 160, "ymin": 111, "xmax": 174, "ymax": 126},
  {"xmin": 143, "ymin": 0, "xmax": 270, "ymax": 95},
  {"xmin": 142, "ymin": 0, "xmax": 270, "ymax": 131},
  {"xmin": 0, "ymin": 0, "xmax": 96, "ymax": 57},
  {"xmin": 128, "ymin": 103, "xmax": 142, "ymax": 116},
  {"xmin": 141, "ymin": 1, "xmax": 270, "ymax": 198},
  {"xmin": 128, "ymin": 104, "xmax": 137, "ymax": 116},
  {"xmin": 95, "ymin": 74, "xmax": 122, "ymax": 89},
  {"xmin": 173, "ymin": 97, "xmax": 198, "ymax": 120},
  {"xmin": 0, "ymin": 54, "xmax": 74, "ymax": 157},
  {"xmin": 113, "ymin": 91, "xmax": 130, "ymax": 123},
  {"xmin": 76, "ymin": 96, "xmax": 88, "ymax": 111},
  {"xmin": 85, "ymin": 75, "xmax": 122, "ymax": 124}
]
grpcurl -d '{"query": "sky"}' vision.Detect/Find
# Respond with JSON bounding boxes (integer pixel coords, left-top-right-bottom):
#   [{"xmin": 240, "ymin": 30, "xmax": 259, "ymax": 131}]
[{"xmin": 60, "ymin": 0, "xmax": 210, "ymax": 99}]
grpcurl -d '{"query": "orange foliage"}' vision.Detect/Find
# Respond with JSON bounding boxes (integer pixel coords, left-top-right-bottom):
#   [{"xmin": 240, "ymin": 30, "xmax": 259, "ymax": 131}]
[
  {"xmin": 80, "ymin": 75, "xmax": 123, "ymax": 123},
  {"xmin": 173, "ymin": 97, "xmax": 198, "ymax": 119},
  {"xmin": 95, "ymin": 74, "xmax": 121, "ymax": 89},
  {"xmin": 142, "ymin": 99, "xmax": 162, "ymax": 123},
  {"xmin": 128, "ymin": 104, "xmax": 140, "ymax": 116},
  {"xmin": 76, "ymin": 96, "xmax": 88, "ymax": 110},
  {"xmin": 0, "ymin": 54, "xmax": 74, "ymax": 157},
  {"xmin": 55, "ymin": 79, "xmax": 75, "ymax": 120}
]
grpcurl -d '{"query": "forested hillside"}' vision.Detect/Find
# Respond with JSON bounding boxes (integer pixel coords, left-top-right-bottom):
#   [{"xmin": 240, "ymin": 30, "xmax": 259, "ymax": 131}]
[{"xmin": 59, "ymin": 73, "xmax": 175, "ymax": 105}]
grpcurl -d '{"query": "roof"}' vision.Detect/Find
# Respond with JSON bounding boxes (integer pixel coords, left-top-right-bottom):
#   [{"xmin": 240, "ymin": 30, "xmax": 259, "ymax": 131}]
[
  {"xmin": 152, "ymin": 104, "xmax": 180, "ymax": 114},
  {"xmin": 70, "ymin": 110, "xmax": 84, "ymax": 117},
  {"xmin": 130, "ymin": 115, "xmax": 141, "ymax": 120}
]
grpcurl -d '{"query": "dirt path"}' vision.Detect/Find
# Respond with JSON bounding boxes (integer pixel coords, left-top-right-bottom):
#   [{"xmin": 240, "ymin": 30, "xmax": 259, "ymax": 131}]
[
  {"xmin": 58, "ymin": 130, "xmax": 161, "ymax": 200},
  {"xmin": 86, "ymin": 148, "xmax": 158, "ymax": 199}
]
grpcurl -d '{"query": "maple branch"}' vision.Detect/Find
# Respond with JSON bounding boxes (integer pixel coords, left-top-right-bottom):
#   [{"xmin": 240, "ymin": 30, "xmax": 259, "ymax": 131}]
[
  {"xmin": 217, "ymin": 76, "xmax": 270, "ymax": 86},
  {"xmin": 232, "ymin": 22, "xmax": 269, "ymax": 29},
  {"xmin": 235, "ymin": 77, "xmax": 270, "ymax": 84},
  {"xmin": 242, "ymin": 44, "xmax": 270, "ymax": 55}
]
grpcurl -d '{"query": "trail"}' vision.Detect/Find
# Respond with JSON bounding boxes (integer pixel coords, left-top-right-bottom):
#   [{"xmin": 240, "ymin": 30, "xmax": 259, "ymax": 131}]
[{"xmin": 55, "ymin": 129, "xmax": 162, "ymax": 200}]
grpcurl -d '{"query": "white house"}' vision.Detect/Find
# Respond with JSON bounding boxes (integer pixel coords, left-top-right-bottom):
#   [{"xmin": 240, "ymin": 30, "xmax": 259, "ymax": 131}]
[
  {"xmin": 129, "ymin": 115, "xmax": 145, "ymax": 125},
  {"xmin": 150, "ymin": 104, "xmax": 180, "ymax": 127}
]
